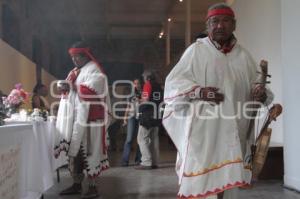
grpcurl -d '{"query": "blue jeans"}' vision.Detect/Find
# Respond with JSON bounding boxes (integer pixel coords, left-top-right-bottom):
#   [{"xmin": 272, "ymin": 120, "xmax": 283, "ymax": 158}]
[{"xmin": 122, "ymin": 117, "xmax": 141, "ymax": 164}]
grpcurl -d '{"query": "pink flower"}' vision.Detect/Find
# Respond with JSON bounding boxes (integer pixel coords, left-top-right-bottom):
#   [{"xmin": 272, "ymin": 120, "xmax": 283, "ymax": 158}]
[
  {"xmin": 4, "ymin": 84, "xmax": 29, "ymax": 108},
  {"xmin": 15, "ymin": 83, "xmax": 22, "ymax": 90}
]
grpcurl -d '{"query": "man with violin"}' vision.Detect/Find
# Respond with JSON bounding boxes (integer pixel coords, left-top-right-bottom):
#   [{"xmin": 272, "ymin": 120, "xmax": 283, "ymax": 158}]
[{"xmin": 163, "ymin": 3, "xmax": 273, "ymax": 199}]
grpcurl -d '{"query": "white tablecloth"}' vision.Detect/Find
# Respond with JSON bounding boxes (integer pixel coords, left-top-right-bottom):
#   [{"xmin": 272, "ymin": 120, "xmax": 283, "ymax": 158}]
[{"xmin": 0, "ymin": 121, "xmax": 67, "ymax": 199}]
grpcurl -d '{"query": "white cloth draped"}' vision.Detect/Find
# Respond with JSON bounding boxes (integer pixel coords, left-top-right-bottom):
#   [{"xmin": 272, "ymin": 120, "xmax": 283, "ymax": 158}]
[
  {"xmin": 0, "ymin": 121, "xmax": 63, "ymax": 199},
  {"xmin": 55, "ymin": 61, "xmax": 111, "ymax": 178},
  {"xmin": 163, "ymin": 37, "xmax": 272, "ymax": 198}
]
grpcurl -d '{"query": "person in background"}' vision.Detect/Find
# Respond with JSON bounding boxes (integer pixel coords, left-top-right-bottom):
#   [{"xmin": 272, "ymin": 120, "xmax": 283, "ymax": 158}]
[
  {"xmin": 135, "ymin": 72, "xmax": 162, "ymax": 170},
  {"xmin": 121, "ymin": 78, "xmax": 142, "ymax": 166},
  {"xmin": 31, "ymin": 83, "xmax": 49, "ymax": 110}
]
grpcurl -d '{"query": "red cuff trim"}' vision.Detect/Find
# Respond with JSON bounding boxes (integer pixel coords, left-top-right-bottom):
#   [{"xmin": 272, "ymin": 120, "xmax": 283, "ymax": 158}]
[{"xmin": 66, "ymin": 68, "xmax": 80, "ymax": 82}]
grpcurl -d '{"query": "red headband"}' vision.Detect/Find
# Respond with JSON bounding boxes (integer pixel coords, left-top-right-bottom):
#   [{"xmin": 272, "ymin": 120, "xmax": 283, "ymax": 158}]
[
  {"xmin": 68, "ymin": 47, "xmax": 105, "ymax": 74},
  {"xmin": 68, "ymin": 47, "xmax": 91, "ymax": 55},
  {"xmin": 206, "ymin": 8, "xmax": 235, "ymax": 20}
]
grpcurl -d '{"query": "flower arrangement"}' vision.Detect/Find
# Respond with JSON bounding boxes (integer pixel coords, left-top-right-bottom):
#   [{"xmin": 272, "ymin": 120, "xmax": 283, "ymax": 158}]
[{"xmin": 2, "ymin": 83, "xmax": 29, "ymax": 116}]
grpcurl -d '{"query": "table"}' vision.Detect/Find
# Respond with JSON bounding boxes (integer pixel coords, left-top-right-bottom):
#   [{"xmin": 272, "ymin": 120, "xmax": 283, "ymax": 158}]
[{"xmin": 0, "ymin": 121, "xmax": 67, "ymax": 199}]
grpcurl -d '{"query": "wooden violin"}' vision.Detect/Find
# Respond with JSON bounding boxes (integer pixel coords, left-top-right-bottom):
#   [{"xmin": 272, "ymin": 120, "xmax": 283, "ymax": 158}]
[{"xmin": 252, "ymin": 103, "xmax": 283, "ymax": 179}]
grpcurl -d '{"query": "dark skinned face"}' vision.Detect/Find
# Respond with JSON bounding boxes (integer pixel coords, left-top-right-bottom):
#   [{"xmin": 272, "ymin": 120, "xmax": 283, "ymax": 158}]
[
  {"xmin": 133, "ymin": 79, "xmax": 141, "ymax": 91},
  {"xmin": 207, "ymin": 15, "xmax": 236, "ymax": 45},
  {"xmin": 71, "ymin": 53, "xmax": 90, "ymax": 68},
  {"xmin": 39, "ymin": 86, "xmax": 48, "ymax": 96}
]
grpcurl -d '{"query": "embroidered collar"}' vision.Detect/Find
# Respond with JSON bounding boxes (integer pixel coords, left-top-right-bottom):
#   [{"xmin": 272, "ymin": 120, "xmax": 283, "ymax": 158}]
[{"xmin": 209, "ymin": 35, "xmax": 237, "ymax": 54}]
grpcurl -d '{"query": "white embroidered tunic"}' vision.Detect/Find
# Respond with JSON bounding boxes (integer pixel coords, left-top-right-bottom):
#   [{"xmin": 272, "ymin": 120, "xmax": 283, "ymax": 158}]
[
  {"xmin": 163, "ymin": 37, "xmax": 269, "ymax": 198},
  {"xmin": 54, "ymin": 61, "xmax": 111, "ymax": 178}
]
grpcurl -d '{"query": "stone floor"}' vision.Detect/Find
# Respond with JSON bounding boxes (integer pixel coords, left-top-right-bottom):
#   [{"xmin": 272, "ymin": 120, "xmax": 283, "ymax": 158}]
[{"xmin": 45, "ymin": 133, "xmax": 300, "ymax": 199}]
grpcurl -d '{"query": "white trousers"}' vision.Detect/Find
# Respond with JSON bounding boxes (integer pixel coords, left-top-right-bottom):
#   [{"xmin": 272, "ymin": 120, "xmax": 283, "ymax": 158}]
[{"xmin": 137, "ymin": 125, "xmax": 159, "ymax": 166}]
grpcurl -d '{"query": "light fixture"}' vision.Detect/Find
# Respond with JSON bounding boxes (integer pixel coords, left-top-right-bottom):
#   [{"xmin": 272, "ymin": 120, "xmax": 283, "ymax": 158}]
[
  {"xmin": 168, "ymin": 18, "xmax": 172, "ymax": 22},
  {"xmin": 159, "ymin": 31, "xmax": 164, "ymax": 38},
  {"xmin": 179, "ymin": 0, "xmax": 183, "ymax": 2}
]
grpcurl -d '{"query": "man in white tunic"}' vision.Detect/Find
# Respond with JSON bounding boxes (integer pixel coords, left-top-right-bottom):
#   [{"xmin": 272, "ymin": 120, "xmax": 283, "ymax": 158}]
[
  {"xmin": 54, "ymin": 41, "xmax": 111, "ymax": 198},
  {"xmin": 163, "ymin": 3, "xmax": 272, "ymax": 199}
]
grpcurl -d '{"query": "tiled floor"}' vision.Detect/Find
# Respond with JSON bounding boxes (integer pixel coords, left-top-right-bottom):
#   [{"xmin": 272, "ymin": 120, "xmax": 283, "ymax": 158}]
[{"xmin": 45, "ymin": 134, "xmax": 300, "ymax": 199}]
